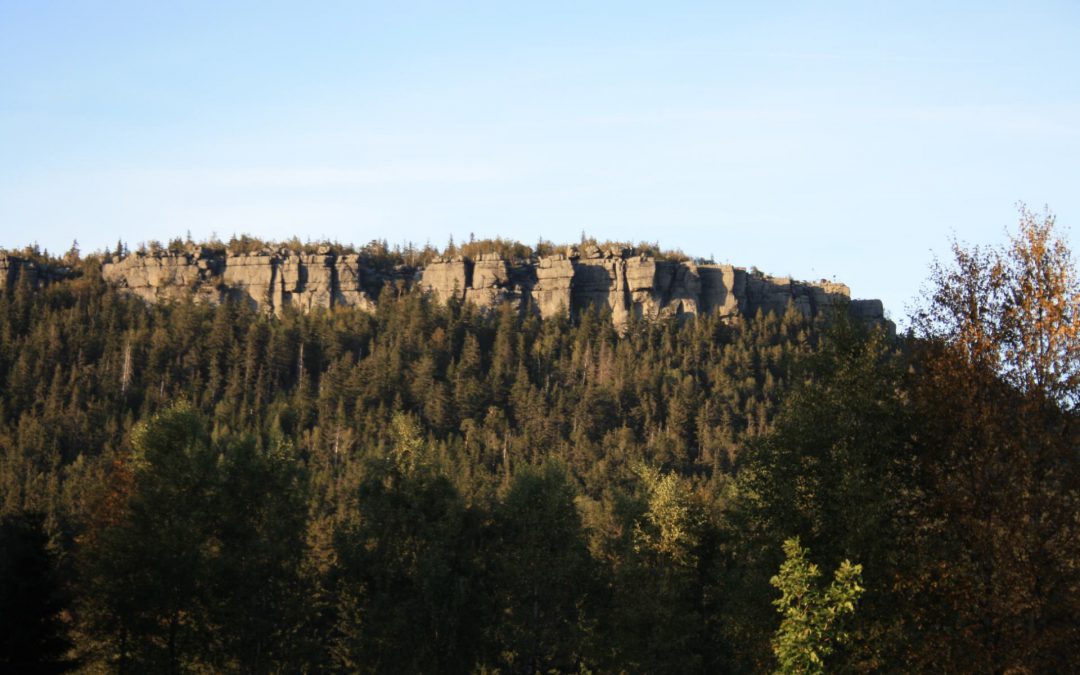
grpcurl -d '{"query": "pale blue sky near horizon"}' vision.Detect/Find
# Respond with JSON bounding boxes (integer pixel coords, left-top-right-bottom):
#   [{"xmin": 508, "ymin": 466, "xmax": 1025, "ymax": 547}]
[{"xmin": 2, "ymin": 1, "xmax": 1078, "ymax": 324}]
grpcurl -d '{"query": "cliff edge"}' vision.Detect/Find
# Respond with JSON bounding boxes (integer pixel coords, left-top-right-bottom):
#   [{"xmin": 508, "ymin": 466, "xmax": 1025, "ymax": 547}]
[{"xmin": 2, "ymin": 244, "xmax": 890, "ymax": 331}]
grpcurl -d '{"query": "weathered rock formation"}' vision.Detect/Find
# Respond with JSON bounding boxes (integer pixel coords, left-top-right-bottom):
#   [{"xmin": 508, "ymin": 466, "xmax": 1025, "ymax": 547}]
[
  {"xmin": 417, "ymin": 246, "xmax": 891, "ymax": 332},
  {"xmin": 6, "ymin": 243, "xmax": 889, "ymax": 331},
  {"xmin": 100, "ymin": 246, "xmax": 403, "ymax": 315},
  {"xmin": 0, "ymin": 253, "xmax": 71, "ymax": 290}
]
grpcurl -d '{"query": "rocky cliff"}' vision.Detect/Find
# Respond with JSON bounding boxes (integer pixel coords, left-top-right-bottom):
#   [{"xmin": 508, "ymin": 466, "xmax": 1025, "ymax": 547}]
[
  {"xmin": 0, "ymin": 253, "xmax": 71, "ymax": 290},
  {"xmin": 99, "ymin": 245, "xmax": 416, "ymax": 315},
  {"xmin": 420, "ymin": 244, "xmax": 889, "ymax": 330},
  {"xmin": 4, "ymin": 244, "xmax": 890, "ymax": 330}
]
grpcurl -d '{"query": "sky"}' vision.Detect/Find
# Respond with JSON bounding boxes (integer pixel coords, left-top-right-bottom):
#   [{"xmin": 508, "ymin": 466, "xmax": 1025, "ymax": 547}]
[{"xmin": 2, "ymin": 1, "xmax": 1079, "ymax": 323}]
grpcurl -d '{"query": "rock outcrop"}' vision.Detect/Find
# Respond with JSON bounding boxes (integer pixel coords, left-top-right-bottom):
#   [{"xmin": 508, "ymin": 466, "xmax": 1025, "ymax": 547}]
[
  {"xmin": 0, "ymin": 253, "xmax": 70, "ymax": 290},
  {"xmin": 419, "ymin": 256, "xmax": 471, "ymax": 305},
  {"xmin": 414, "ymin": 247, "xmax": 888, "ymax": 331},
  {"xmin": 534, "ymin": 254, "xmax": 575, "ymax": 317},
  {"xmin": 79, "ymin": 243, "xmax": 891, "ymax": 330},
  {"xmin": 101, "ymin": 247, "xmax": 390, "ymax": 315}
]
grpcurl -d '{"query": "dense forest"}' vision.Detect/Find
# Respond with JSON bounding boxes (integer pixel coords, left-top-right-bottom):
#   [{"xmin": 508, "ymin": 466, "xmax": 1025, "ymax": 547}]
[{"xmin": 1, "ymin": 209, "xmax": 1078, "ymax": 673}]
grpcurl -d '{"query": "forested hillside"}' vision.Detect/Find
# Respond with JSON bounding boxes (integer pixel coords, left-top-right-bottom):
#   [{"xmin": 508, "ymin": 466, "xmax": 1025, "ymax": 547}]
[{"xmin": 1, "ymin": 211, "xmax": 1077, "ymax": 673}]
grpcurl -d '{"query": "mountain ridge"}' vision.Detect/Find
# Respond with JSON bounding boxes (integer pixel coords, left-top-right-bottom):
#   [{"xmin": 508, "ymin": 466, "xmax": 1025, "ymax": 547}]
[{"xmin": 0, "ymin": 241, "xmax": 891, "ymax": 331}]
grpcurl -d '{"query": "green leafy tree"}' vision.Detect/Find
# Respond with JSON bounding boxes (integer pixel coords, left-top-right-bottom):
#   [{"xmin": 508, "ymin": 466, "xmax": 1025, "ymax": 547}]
[{"xmin": 770, "ymin": 537, "xmax": 863, "ymax": 675}]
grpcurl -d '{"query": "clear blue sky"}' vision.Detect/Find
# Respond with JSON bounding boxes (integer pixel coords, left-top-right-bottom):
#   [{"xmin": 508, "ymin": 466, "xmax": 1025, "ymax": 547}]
[{"xmin": 2, "ymin": 1, "xmax": 1078, "ymax": 322}]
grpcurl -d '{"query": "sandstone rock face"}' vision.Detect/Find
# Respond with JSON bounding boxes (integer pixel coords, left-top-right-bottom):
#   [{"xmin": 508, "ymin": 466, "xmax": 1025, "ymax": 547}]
[
  {"xmin": 421, "ymin": 257, "xmax": 471, "ymax": 304},
  {"xmin": 533, "ymin": 255, "xmax": 575, "ymax": 318},
  {"xmin": 222, "ymin": 254, "xmax": 276, "ymax": 308},
  {"xmin": 1, "ymin": 253, "xmax": 70, "ymax": 291},
  {"xmin": 416, "ymin": 250, "xmax": 889, "ymax": 331},
  {"xmin": 738, "ymin": 272, "xmax": 858, "ymax": 320},
  {"xmin": 847, "ymin": 299, "xmax": 892, "ymax": 332},
  {"xmin": 93, "ymin": 245, "xmax": 890, "ymax": 331},
  {"xmin": 624, "ymin": 257, "xmax": 663, "ymax": 319},
  {"xmin": 102, "ymin": 249, "xmax": 382, "ymax": 315},
  {"xmin": 698, "ymin": 265, "xmax": 743, "ymax": 317},
  {"xmin": 466, "ymin": 253, "xmax": 520, "ymax": 310},
  {"xmin": 334, "ymin": 254, "xmax": 377, "ymax": 312},
  {"xmin": 102, "ymin": 252, "xmax": 217, "ymax": 303},
  {"xmin": 0, "ymin": 254, "xmax": 19, "ymax": 290},
  {"xmin": 570, "ymin": 258, "xmax": 621, "ymax": 316},
  {"xmin": 278, "ymin": 254, "xmax": 337, "ymax": 312}
]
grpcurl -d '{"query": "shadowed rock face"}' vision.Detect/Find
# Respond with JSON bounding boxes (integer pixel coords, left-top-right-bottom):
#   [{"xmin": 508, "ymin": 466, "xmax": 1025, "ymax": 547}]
[
  {"xmin": 50, "ymin": 243, "xmax": 888, "ymax": 331},
  {"xmin": 0, "ymin": 254, "xmax": 71, "ymax": 291},
  {"xmin": 0, "ymin": 254, "xmax": 21, "ymax": 290}
]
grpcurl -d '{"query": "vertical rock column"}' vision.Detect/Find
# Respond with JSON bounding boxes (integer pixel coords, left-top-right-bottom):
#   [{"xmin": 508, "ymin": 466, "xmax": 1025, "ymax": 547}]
[
  {"xmin": 533, "ymin": 254, "xmax": 575, "ymax": 318},
  {"xmin": 625, "ymin": 257, "xmax": 666, "ymax": 320},
  {"xmin": 660, "ymin": 262, "xmax": 702, "ymax": 318},
  {"xmin": 0, "ymin": 254, "xmax": 18, "ymax": 290},
  {"xmin": 420, "ymin": 257, "xmax": 472, "ymax": 304},
  {"xmin": 223, "ymin": 254, "xmax": 279, "ymax": 311},
  {"xmin": 279, "ymin": 254, "xmax": 336, "ymax": 312},
  {"xmin": 466, "ymin": 253, "xmax": 515, "ymax": 310},
  {"xmin": 697, "ymin": 264, "xmax": 743, "ymax": 318},
  {"xmin": 334, "ymin": 254, "xmax": 377, "ymax": 311}
]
